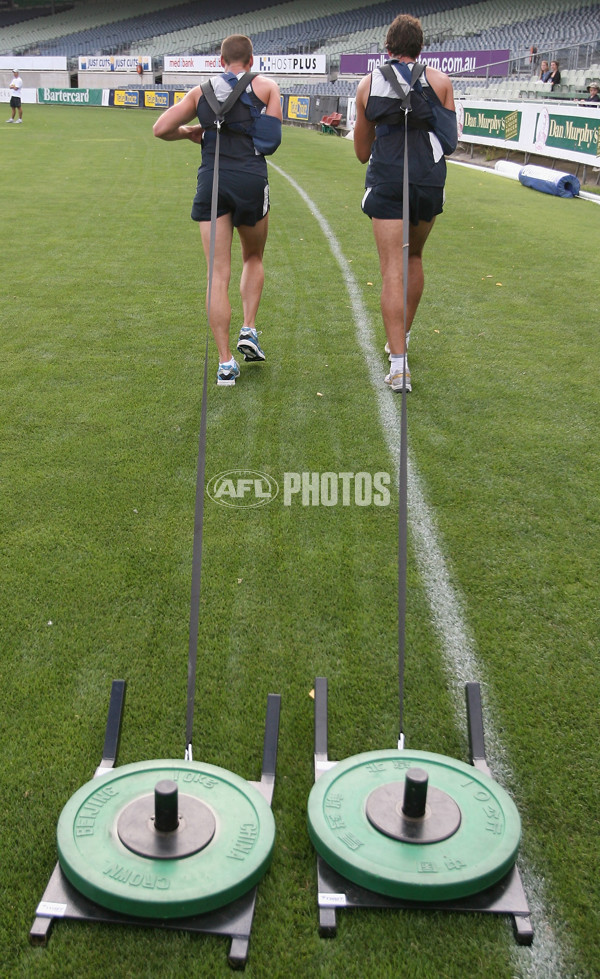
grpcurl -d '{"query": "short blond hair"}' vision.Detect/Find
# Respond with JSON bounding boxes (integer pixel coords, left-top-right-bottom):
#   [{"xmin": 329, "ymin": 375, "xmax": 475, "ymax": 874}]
[{"xmin": 221, "ymin": 34, "xmax": 253, "ymax": 67}]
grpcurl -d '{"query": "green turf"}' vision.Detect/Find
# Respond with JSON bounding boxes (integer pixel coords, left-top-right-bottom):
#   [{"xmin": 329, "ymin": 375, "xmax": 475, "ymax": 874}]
[{"xmin": 1, "ymin": 106, "xmax": 599, "ymax": 978}]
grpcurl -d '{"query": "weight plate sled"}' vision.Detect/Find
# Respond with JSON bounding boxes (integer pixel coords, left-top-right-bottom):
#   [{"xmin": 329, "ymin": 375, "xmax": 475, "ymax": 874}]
[
  {"xmin": 307, "ymin": 749, "xmax": 521, "ymax": 902},
  {"xmin": 57, "ymin": 759, "xmax": 275, "ymax": 919}
]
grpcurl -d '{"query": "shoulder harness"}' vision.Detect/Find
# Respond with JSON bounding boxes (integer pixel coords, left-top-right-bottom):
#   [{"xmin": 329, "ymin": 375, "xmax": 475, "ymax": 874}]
[
  {"xmin": 200, "ymin": 70, "xmax": 257, "ymax": 128},
  {"xmin": 378, "ymin": 61, "xmax": 426, "ymax": 111}
]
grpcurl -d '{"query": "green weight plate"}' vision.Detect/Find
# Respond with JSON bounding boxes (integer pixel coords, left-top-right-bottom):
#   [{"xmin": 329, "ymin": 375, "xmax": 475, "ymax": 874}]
[
  {"xmin": 57, "ymin": 759, "xmax": 275, "ymax": 919},
  {"xmin": 307, "ymin": 749, "xmax": 521, "ymax": 902}
]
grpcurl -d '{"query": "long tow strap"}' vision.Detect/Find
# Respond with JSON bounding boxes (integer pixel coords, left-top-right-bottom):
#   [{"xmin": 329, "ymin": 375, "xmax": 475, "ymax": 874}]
[
  {"xmin": 397, "ymin": 103, "xmax": 410, "ymax": 751},
  {"xmin": 184, "ymin": 65, "xmax": 420, "ymax": 756},
  {"xmin": 184, "ymin": 74, "xmax": 254, "ymax": 761},
  {"xmin": 380, "ymin": 61, "xmax": 425, "ymax": 750}
]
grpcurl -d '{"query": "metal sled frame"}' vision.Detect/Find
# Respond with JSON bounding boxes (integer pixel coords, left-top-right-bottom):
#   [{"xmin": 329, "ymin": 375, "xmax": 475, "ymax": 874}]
[
  {"xmin": 312, "ymin": 676, "xmax": 534, "ymax": 946},
  {"xmin": 30, "ymin": 680, "xmax": 281, "ymax": 970}
]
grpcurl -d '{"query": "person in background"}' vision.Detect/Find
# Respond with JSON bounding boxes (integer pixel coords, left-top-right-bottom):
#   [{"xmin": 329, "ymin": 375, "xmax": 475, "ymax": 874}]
[
  {"xmin": 580, "ymin": 81, "xmax": 600, "ymax": 104},
  {"xmin": 548, "ymin": 60, "xmax": 561, "ymax": 90},
  {"xmin": 7, "ymin": 68, "xmax": 23, "ymax": 123},
  {"xmin": 353, "ymin": 13, "xmax": 456, "ymax": 393},
  {"xmin": 152, "ymin": 35, "xmax": 282, "ymax": 387},
  {"xmin": 529, "ymin": 45, "xmax": 539, "ymax": 71},
  {"xmin": 539, "ymin": 60, "xmax": 550, "ymax": 82}
]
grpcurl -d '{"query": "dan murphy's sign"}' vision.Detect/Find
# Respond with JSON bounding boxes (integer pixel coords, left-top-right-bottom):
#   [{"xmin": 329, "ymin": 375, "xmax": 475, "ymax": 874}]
[
  {"xmin": 536, "ymin": 108, "xmax": 600, "ymax": 157},
  {"xmin": 459, "ymin": 105, "xmax": 522, "ymax": 141},
  {"xmin": 456, "ymin": 99, "xmax": 600, "ymax": 165}
]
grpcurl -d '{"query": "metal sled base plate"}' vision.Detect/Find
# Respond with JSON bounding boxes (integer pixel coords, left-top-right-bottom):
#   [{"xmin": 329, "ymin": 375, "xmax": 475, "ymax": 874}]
[
  {"xmin": 31, "ymin": 859, "xmax": 261, "ymax": 968},
  {"xmin": 308, "ymin": 748, "xmax": 521, "ymax": 902},
  {"xmin": 316, "ymin": 850, "xmax": 534, "ymax": 945},
  {"xmin": 310, "ymin": 677, "xmax": 533, "ymax": 946},
  {"xmin": 30, "ymin": 681, "xmax": 281, "ymax": 970}
]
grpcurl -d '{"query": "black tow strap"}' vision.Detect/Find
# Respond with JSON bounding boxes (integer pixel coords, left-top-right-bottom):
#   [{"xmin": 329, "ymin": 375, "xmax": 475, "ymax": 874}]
[
  {"xmin": 380, "ymin": 62, "xmax": 425, "ymax": 750},
  {"xmin": 184, "ymin": 74, "xmax": 254, "ymax": 761}
]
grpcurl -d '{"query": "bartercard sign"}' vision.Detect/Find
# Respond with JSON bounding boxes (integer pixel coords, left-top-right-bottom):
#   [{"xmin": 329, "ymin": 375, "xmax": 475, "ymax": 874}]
[{"xmin": 38, "ymin": 87, "xmax": 103, "ymax": 105}]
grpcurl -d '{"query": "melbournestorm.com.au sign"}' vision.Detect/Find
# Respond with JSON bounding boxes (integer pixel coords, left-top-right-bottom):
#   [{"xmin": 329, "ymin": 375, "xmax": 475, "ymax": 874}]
[{"xmin": 206, "ymin": 470, "xmax": 392, "ymax": 508}]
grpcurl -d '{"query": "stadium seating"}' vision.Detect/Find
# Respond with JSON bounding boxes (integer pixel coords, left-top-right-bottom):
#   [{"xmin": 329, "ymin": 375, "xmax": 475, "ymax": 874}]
[
  {"xmin": 315, "ymin": 1, "xmax": 600, "ymax": 59},
  {"xmin": 0, "ymin": 5, "xmax": 72, "ymax": 30},
  {"xmin": 1, "ymin": 0, "xmax": 598, "ymax": 101},
  {"xmin": 0, "ymin": 1, "xmax": 499, "ymax": 58},
  {"xmin": 0, "ymin": 0, "xmax": 163, "ymax": 53},
  {"xmin": 320, "ymin": 111, "xmax": 342, "ymax": 133},
  {"xmin": 1, "ymin": 0, "xmax": 373, "ymax": 56}
]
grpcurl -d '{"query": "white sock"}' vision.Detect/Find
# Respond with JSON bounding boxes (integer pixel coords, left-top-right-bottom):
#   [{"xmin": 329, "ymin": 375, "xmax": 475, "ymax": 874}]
[{"xmin": 390, "ymin": 355, "xmax": 409, "ymax": 375}]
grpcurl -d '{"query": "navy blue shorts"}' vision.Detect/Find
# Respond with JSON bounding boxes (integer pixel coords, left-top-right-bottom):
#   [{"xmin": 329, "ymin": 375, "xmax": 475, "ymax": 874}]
[
  {"xmin": 192, "ymin": 168, "xmax": 270, "ymax": 226},
  {"xmin": 361, "ymin": 183, "xmax": 444, "ymax": 225}
]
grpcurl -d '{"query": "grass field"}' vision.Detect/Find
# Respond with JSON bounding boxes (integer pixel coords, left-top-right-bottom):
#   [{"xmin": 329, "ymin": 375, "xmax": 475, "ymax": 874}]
[{"xmin": 1, "ymin": 104, "xmax": 599, "ymax": 979}]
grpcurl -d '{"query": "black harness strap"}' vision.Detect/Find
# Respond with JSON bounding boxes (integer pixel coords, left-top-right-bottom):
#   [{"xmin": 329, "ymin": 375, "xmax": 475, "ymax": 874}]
[
  {"xmin": 200, "ymin": 70, "xmax": 257, "ymax": 126},
  {"xmin": 379, "ymin": 60, "xmax": 426, "ymax": 110},
  {"xmin": 184, "ymin": 71, "xmax": 256, "ymax": 762},
  {"xmin": 379, "ymin": 61, "xmax": 425, "ymax": 751}
]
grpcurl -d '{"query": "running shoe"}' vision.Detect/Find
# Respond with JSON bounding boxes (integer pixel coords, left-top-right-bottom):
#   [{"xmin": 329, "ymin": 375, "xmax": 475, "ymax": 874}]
[
  {"xmin": 236, "ymin": 327, "xmax": 265, "ymax": 362},
  {"xmin": 385, "ymin": 367, "xmax": 412, "ymax": 393},
  {"xmin": 217, "ymin": 359, "xmax": 240, "ymax": 386}
]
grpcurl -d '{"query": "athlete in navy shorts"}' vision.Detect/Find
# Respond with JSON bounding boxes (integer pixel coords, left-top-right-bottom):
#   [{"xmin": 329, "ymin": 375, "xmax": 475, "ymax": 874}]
[
  {"xmin": 354, "ymin": 14, "xmax": 456, "ymax": 392},
  {"xmin": 154, "ymin": 34, "xmax": 282, "ymax": 386}
]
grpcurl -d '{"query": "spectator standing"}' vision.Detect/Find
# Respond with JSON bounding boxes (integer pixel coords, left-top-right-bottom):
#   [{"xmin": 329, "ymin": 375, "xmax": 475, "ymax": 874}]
[
  {"xmin": 7, "ymin": 68, "xmax": 23, "ymax": 123},
  {"xmin": 529, "ymin": 45, "xmax": 539, "ymax": 71}
]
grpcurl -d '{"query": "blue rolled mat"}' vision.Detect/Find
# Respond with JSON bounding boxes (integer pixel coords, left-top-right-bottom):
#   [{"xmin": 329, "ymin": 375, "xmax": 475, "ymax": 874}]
[{"xmin": 518, "ymin": 164, "xmax": 580, "ymax": 197}]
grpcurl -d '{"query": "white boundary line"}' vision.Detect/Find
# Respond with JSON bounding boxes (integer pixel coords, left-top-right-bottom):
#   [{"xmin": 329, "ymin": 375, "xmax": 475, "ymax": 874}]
[{"xmin": 269, "ymin": 159, "xmax": 567, "ymax": 979}]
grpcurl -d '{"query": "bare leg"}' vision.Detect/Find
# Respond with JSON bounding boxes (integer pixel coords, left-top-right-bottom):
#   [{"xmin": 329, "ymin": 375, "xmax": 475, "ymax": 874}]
[
  {"xmin": 200, "ymin": 214, "xmax": 234, "ymax": 363},
  {"xmin": 238, "ymin": 215, "xmax": 269, "ymax": 330},
  {"xmin": 372, "ymin": 217, "xmax": 435, "ymax": 355}
]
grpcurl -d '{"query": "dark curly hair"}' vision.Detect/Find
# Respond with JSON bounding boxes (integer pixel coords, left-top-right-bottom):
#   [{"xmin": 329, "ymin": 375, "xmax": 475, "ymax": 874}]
[{"xmin": 385, "ymin": 14, "xmax": 423, "ymax": 59}]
